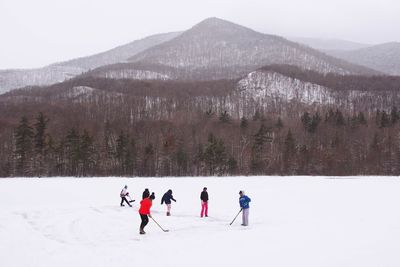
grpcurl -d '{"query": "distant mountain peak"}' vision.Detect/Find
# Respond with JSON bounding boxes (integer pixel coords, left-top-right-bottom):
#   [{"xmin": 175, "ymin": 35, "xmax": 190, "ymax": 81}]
[
  {"xmin": 194, "ymin": 17, "xmax": 241, "ymax": 27},
  {"xmin": 186, "ymin": 17, "xmax": 258, "ymax": 37},
  {"xmin": 127, "ymin": 17, "xmax": 377, "ymax": 76}
]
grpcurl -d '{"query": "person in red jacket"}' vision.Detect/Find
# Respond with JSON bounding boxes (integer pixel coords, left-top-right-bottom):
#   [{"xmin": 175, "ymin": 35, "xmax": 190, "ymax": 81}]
[{"xmin": 139, "ymin": 191, "xmax": 152, "ymax": 235}]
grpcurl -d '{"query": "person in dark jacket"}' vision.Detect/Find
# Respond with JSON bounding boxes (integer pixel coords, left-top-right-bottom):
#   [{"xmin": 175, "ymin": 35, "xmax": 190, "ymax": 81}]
[
  {"xmin": 138, "ymin": 195, "xmax": 152, "ymax": 235},
  {"xmin": 150, "ymin": 192, "xmax": 155, "ymax": 200},
  {"xmin": 239, "ymin": 190, "xmax": 251, "ymax": 226},
  {"xmin": 142, "ymin": 188, "xmax": 150, "ymax": 199},
  {"xmin": 161, "ymin": 189, "xmax": 176, "ymax": 216},
  {"xmin": 200, "ymin": 187, "xmax": 209, "ymax": 217}
]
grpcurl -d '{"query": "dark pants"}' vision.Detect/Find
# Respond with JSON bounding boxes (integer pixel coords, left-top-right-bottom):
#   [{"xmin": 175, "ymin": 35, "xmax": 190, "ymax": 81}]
[
  {"xmin": 140, "ymin": 214, "xmax": 149, "ymax": 230},
  {"xmin": 120, "ymin": 196, "xmax": 131, "ymax": 206}
]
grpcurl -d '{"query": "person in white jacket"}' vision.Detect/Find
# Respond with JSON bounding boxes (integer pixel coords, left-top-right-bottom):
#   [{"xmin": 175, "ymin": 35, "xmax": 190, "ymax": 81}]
[{"xmin": 120, "ymin": 185, "xmax": 132, "ymax": 207}]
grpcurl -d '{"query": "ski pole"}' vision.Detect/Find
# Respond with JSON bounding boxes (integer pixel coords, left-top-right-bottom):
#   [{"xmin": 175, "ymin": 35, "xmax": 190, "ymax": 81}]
[
  {"xmin": 149, "ymin": 215, "xmax": 169, "ymax": 232},
  {"xmin": 229, "ymin": 208, "xmax": 243, "ymax": 225}
]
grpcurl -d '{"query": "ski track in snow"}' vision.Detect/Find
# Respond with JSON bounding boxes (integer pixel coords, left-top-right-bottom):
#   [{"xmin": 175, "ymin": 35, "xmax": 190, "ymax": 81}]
[{"xmin": 1, "ymin": 177, "xmax": 400, "ymax": 267}]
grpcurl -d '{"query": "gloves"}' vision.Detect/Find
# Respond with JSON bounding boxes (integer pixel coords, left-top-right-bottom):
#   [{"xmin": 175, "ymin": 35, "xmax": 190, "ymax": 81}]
[
  {"xmin": 173, "ymin": 199, "xmax": 177, "ymax": 202},
  {"xmin": 148, "ymin": 214, "xmax": 152, "ymax": 218},
  {"xmin": 126, "ymin": 192, "xmax": 129, "ymax": 195}
]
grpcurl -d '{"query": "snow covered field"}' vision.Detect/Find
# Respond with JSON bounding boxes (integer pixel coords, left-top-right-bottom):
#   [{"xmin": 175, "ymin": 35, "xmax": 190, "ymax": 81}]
[{"xmin": 1, "ymin": 176, "xmax": 400, "ymax": 267}]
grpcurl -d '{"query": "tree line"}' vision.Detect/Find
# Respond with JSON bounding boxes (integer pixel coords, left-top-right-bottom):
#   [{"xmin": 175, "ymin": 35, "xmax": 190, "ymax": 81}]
[
  {"xmin": 2, "ymin": 106, "xmax": 400, "ymax": 177},
  {"xmin": 2, "ymin": 73, "xmax": 400, "ymax": 177}
]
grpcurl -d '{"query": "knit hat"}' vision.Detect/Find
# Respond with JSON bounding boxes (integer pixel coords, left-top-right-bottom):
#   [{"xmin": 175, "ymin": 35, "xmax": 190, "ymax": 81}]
[{"xmin": 142, "ymin": 189, "xmax": 150, "ymax": 199}]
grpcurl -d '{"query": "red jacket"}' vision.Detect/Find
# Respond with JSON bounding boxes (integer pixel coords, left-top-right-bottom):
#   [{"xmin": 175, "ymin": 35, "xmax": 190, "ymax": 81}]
[{"xmin": 139, "ymin": 198, "xmax": 152, "ymax": 215}]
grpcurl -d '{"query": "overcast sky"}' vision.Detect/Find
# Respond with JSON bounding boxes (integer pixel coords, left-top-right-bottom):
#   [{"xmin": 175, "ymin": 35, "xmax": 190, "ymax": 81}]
[{"xmin": 0, "ymin": 0, "xmax": 399, "ymax": 69}]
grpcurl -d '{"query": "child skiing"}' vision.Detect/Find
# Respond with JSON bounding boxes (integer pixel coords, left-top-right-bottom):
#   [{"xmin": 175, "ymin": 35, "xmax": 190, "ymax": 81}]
[
  {"xmin": 139, "ymin": 191, "xmax": 152, "ymax": 235},
  {"xmin": 200, "ymin": 187, "xmax": 209, "ymax": 217},
  {"xmin": 120, "ymin": 185, "xmax": 132, "ymax": 207},
  {"xmin": 161, "ymin": 189, "xmax": 176, "ymax": 216},
  {"xmin": 239, "ymin": 191, "xmax": 251, "ymax": 226}
]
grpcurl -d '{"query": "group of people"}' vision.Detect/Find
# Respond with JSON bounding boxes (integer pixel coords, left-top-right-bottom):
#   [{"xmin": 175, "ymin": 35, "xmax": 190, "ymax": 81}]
[{"xmin": 119, "ymin": 185, "xmax": 251, "ymax": 234}]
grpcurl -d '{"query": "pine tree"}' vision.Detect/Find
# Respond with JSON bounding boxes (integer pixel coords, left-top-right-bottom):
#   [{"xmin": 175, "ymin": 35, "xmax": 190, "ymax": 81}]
[
  {"xmin": 380, "ymin": 111, "xmax": 390, "ymax": 128},
  {"xmin": 142, "ymin": 143, "xmax": 155, "ymax": 176},
  {"xmin": 283, "ymin": 129, "xmax": 296, "ymax": 174},
  {"xmin": 115, "ymin": 132, "xmax": 128, "ymax": 175},
  {"xmin": 227, "ymin": 156, "xmax": 237, "ymax": 175},
  {"xmin": 251, "ymin": 124, "xmax": 273, "ymax": 174},
  {"xmin": 240, "ymin": 117, "xmax": 249, "ymax": 129},
  {"xmin": 357, "ymin": 112, "xmax": 367, "ymax": 125},
  {"xmin": 175, "ymin": 145, "xmax": 188, "ymax": 176},
  {"xmin": 204, "ymin": 133, "xmax": 218, "ymax": 175},
  {"xmin": 391, "ymin": 107, "xmax": 399, "ymax": 125},
  {"xmin": 275, "ymin": 117, "xmax": 284, "ymax": 130},
  {"xmin": 65, "ymin": 128, "xmax": 80, "ymax": 176},
  {"xmin": 33, "ymin": 112, "xmax": 49, "ymax": 176},
  {"xmin": 301, "ymin": 112, "xmax": 311, "ymax": 130},
  {"xmin": 14, "ymin": 116, "xmax": 34, "ymax": 176},
  {"xmin": 80, "ymin": 130, "xmax": 96, "ymax": 176},
  {"xmin": 126, "ymin": 137, "xmax": 136, "ymax": 176},
  {"xmin": 219, "ymin": 111, "xmax": 230, "ymax": 123},
  {"xmin": 204, "ymin": 133, "xmax": 227, "ymax": 175},
  {"xmin": 253, "ymin": 110, "xmax": 261, "ymax": 121},
  {"xmin": 301, "ymin": 112, "xmax": 320, "ymax": 133},
  {"xmin": 375, "ymin": 109, "xmax": 381, "ymax": 126},
  {"xmin": 335, "ymin": 109, "xmax": 345, "ymax": 126},
  {"xmin": 100, "ymin": 121, "xmax": 116, "ymax": 175}
]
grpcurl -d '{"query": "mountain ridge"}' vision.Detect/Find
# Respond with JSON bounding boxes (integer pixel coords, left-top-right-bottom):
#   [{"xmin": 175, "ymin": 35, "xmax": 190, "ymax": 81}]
[
  {"xmin": 0, "ymin": 32, "xmax": 181, "ymax": 94},
  {"xmin": 326, "ymin": 42, "xmax": 400, "ymax": 75},
  {"xmin": 124, "ymin": 17, "xmax": 378, "ymax": 78}
]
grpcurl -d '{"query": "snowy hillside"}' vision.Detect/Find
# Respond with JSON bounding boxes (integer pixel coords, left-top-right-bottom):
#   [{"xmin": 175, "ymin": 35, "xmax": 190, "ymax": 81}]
[
  {"xmin": 237, "ymin": 71, "xmax": 336, "ymax": 105},
  {"xmin": 55, "ymin": 32, "xmax": 181, "ymax": 70},
  {"xmin": 234, "ymin": 68, "xmax": 400, "ymax": 113},
  {"xmin": 289, "ymin": 37, "xmax": 370, "ymax": 51},
  {"xmin": 127, "ymin": 18, "xmax": 377, "ymax": 77},
  {"xmin": 0, "ymin": 32, "xmax": 180, "ymax": 94},
  {"xmin": 0, "ymin": 66, "xmax": 84, "ymax": 93},
  {"xmin": 326, "ymin": 42, "xmax": 400, "ymax": 75},
  {"xmin": 1, "ymin": 177, "xmax": 399, "ymax": 267}
]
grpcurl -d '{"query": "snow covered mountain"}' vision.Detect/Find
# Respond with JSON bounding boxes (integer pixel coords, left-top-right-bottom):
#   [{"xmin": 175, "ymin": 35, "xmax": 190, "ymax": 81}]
[
  {"xmin": 237, "ymin": 71, "xmax": 336, "ymax": 106},
  {"xmin": 4, "ymin": 65, "xmax": 399, "ymax": 119},
  {"xmin": 54, "ymin": 32, "xmax": 181, "ymax": 70},
  {"xmin": 326, "ymin": 42, "xmax": 400, "ymax": 75},
  {"xmin": 0, "ymin": 32, "xmax": 181, "ymax": 94},
  {"xmin": 120, "ymin": 17, "xmax": 377, "ymax": 79},
  {"xmin": 288, "ymin": 37, "xmax": 370, "ymax": 51},
  {"xmin": 233, "ymin": 66, "xmax": 400, "ymax": 115}
]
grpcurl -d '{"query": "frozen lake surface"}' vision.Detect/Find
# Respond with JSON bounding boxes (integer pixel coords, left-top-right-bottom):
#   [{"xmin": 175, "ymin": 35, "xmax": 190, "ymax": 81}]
[{"xmin": 1, "ymin": 176, "xmax": 399, "ymax": 267}]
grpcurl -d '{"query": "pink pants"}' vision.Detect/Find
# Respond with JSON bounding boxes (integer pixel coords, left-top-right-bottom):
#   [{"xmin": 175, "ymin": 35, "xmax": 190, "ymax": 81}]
[
  {"xmin": 201, "ymin": 201, "xmax": 208, "ymax": 217},
  {"xmin": 167, "ymin": 204, "xmax": 171, "ymax": 213}
]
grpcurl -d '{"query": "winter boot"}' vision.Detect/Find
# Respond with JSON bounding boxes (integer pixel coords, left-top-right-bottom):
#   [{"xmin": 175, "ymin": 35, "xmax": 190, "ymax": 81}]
[
  {"xmin": 140, "ymin": 228, "xmax": 146, "ymax": 235},
  {"xmin": 166, "ymin": 212, "xmax": 171, "ymax": 216}
]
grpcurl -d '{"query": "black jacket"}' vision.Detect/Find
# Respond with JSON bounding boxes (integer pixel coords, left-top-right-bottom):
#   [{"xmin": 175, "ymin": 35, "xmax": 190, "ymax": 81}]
[
  {"xmin": 200, "ymin": 191, "xmax": 209, "ymax": 202},
  {"xmin": 161, "ymin": 190, "xmax": 176, "ymax": 205}
]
